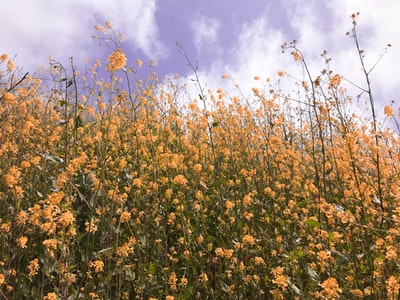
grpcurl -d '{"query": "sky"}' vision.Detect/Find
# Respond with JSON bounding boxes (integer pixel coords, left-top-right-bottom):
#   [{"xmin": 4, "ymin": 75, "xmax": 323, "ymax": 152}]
[{"xmin": 1, "ymin": 0, "xmax": 399, "ymax": 113}]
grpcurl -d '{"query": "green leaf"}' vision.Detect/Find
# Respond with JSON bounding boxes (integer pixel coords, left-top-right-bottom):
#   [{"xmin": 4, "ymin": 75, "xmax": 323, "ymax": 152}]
[
  {"xmin": 148, "ymin": 262, "xmax": 156, "ymax": 275},
  {"xmin": 304, "ymin": 218, "xmax": 320, "ymax": 228}
]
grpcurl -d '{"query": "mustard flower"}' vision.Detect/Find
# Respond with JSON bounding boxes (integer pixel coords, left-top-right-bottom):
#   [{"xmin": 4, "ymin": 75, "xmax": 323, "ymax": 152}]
[
  {"xmin": 17, "ymin": 236, "xmax": 28, "ymax": 248},
  {"xmin": 27, "ymin": 258, "xmax": 40, "ymax": 277},
  {"xmin": 319, "ymin": 277, "xmax": 342, "ymax": 298},
  {"xmin": 106, "ymin": 48, "xmax": 127, "ymax": 72},
  {"xmin": 292, "ymin": 51, "xmax": 302, "ymax": 61},
  {"xmin": 173, "ymin": 175, "xmax": 188, "ymax": 186},
  {"xmin": 384, "ymin": 105, "xmax": 394, "ymax": 117},
  {"xmin": 242, "ymin": 234, "xmax": 255, "ymax": 246},
  {"xmin": 120, "ymin": 211, "xmax": 131, "ymax": 223},
  {"xmin": 58, "ymin": 211, "xmax": 74, "ymax": 227},
  {"xmin": 89, "ymin": 260, "xmax": 104, "ymax": 273},
  {"xmin": 43, "ymin": 292, "xmax": 58, "ymax": 300}
]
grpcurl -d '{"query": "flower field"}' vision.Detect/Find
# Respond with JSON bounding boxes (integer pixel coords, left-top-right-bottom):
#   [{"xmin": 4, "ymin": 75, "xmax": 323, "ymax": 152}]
[{"xmin": 0, "ymin": 20, "xmax": 399, "ymax": 299}]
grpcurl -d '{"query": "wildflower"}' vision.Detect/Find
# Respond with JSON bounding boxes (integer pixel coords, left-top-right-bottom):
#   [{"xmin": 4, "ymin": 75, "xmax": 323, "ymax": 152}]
[
  {"xmin": 17, "ymin": 236, "xmax": 28, "ymax": 248},
  {"xmin": 17, "ymin": 210, "xmax": 29, "ymax": 225},
  {"xmin": 58, "ymin": 211, "xmax": 74, "ymax": 227},
  {"xmin": 94, "ymin": 24, "xmax": 104, "ymax": 32},
  {"xmin": 120, "ymin": 211, "xmax": 131, "ymax": 223},
  {"xmin": 168, "ymin": 272, "xmax": 178, "ymax": 291},
  {"xmin": 43, "ymin": 239, "xmax": 57, "ymax": 258},
  {"xmin": 47, "ymin": 191, "xmax": 64, "ymax": 205},
  {"xmin": 27, "ymin": 258, "xmax": 40, "ymax": 277},
  {"xmin": 198, "ymin": 272, "xmax": 208, "ymax": 283},
  {"xmin": 221, "ymin": 74, "xmax": 228, "ymax": 79},
  {"xmin": 386, "ymin": 275, "xmax": 400, "ymax": 297},
  {"xmin": 350, "ymin": 289, "xmax": 363, "ymax": 297},
  {"xmin": 136, "ymin": 59, "xmax": 143, "ymax": 67},
  {"xmin": 319, "ymin": 277, "xmax": 342, "ymax": 298},
  {"xmin": 105, "ymin": 21, "xmax": 112, "ymax": 29},
  {"xmin": 180, "ymin": 276, "xmax": 188, "ymax": 287},
  {"xmin": 329, "ymin": 74, "xmax": 342, "ymax": 88},
  {"xmin": 292, "ymin": 51, "xmax": 302, "ymax": 61},
  {"xmin": 242, "ymin": 234, "xmax": 255, "ymax": 246},
  {"xmin": 386, "ymin": 245, "xmax": 397, "ymax": 260},
  {"xmin": 150, "ymin": 60, "xmax": 156, "ymax": 67},
  {"xmin": 225, "ymin": 200, "xmax": 234, "ymax": 210},
  {"xmin": 0, "ymin": 273, "xmax": 4, "ymax": 285},
  {"xmin": 384, "ymin": 105, "xmax": 394, "ymax": 117},
  {"xmin": 3, "ymin": 92, "xmax": 16, "ymax": 103},
  {"xmin": 254, "ymin": 256, "xmax": 266, "ymax": 265},
  {"xmin": 302, "ymin": 80, "xmax": 309, "ymax": 91},
  {"xmin": 195, "ymin": 190, "xmax": 203, "ymax": 200},
  {"xmin": 106, "ymin": 48, "xmax": 127, "ymax": 72},
  {"xmin": 173, "ymin": 175, "xmax": 188, "ymax": 186},
  {"xmin": 165, "ymin": 296, "xmax": 174, "ymax": 300},
  {"xmin": 252, "ymin": 87, "xmax": 260, "ymax": 95},
  {"xmin": 7, "ymin": 59, "xmax": 16, "ymax": 71},
  {"xmin": 89, "ymin": 260, "xmax": 104, "ymax": 273},
  {"xmin": 0, "ymin": 53, "xmax": 7, "ymax": 62},
  {"xmin": 44, "ymin": 292, "xmax": 58, "ymax": 300},
  {"xmin": 277, "ymin": 70, "xmax": 286, "ymax": 77}
]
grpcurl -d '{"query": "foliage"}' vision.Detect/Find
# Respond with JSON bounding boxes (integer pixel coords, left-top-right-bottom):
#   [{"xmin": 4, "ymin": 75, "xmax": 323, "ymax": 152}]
[{"xmin": 0, "ymin": 16, "xmax": 399, "ymax": 300}]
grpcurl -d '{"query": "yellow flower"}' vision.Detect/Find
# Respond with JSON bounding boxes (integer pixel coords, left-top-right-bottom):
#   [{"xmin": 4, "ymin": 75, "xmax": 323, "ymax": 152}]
[
  {"xmin": 384, "ymin": 105, "xmax": 394, "ymax": 117},
  {"xmin": 198, "ymin": 272, "xmax": 208, "ymax": 282},
  {"xmin": 17, "ymin": 210, "xmax": 29, "ymax": 225},
  {"xmin": 136, "ymin": 59, "xmax": 143, "ymax": 67},
  {"xmin": 193, "ymin": 163, "xmax": 202, "ymax": 173},
  {"xmin": 254, "ymin": 256, "xmax": 266, "ymax": 265},
  {"xmin": 386, "ymin": 245, "xmax": 398, "ymax": 260},
  {"xmin": 386, "ymin": 275, "xmax": 400, "ymax": 297},
  {"xmin": 242, "ymin": 234, "xmax": 255, "ymax": 246},
  {"xmin": 0, "ymin": 53, "xmax": 7, "ymax": 62},
  {"xmin": 7, "ymin": 59, "xmax": 16, "ymax": 71},
  {"xmin": 272, "ymin": 274, "xmax": 288, "ymax": 288},
  {"xmin": 291, "ymin": 51, "xmax": 302, "ymax": 61},
  {"xmin": 106, "ymin": 48, "xmax": 127, "ymax": 72},
  {"xmin": 179, "ymin": 276, "xmax": 188, "ymax": 287},
  {"xmin": 4, "ymin": 166, "xmax": 20, "ymax": 188},
  {"xmin": 17, "ymin": 236, "xmax": 28, "ymax": 248},
  {"xmin": 0, "ymin": 273, "xmax": 5, "ymax": 285},
  {"xmin": 329, "ymin": 74, "xmax": 342, "ymax": 88},
  {"xmin": 252, "ymin": 87, "xmax": 260, "ymax": 95},
  {"xmin": 277, "ymin": 70, "xmax": 286, "ymax": 77},
  {"xmin": 58, "ymin": 211, "xmax": 74, "ymax": 227},
  {"xmin": 105, "ymin": 21, "xmax": 112, "ymax": 29},
  {"xmin": 320, "ymin": 277, "xmax": 342, "ymax": 298},
  {"xmin": 43, "ymin": 292, "xmax": 58, "ymax": 300},
  {"xmin": 173, "ymin": 175, "xmax": 188, "ymax": 186},
  {"xmin": 3, "ymin": 92, "xmax": 16, "ymax": 103},
  {"xmin": 89, "ymin": 260, "xmax": 104, "ymax": 273},
  {"xmin": 120, "ymin": 211, "xmax": 131, "ymax": 223},
  {"xmin": 225, "ymin": 200, "xmax": 234, "ymax": 210},
  {"xmin": 27, "ymin": 258, "xmax": 40, "ymax": 277}
]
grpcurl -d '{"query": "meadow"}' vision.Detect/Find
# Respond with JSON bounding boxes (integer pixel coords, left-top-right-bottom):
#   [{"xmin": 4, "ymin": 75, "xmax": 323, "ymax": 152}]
[{"xmin": 0, "ymin": 17, "xmax": 399, "ymax": 299}]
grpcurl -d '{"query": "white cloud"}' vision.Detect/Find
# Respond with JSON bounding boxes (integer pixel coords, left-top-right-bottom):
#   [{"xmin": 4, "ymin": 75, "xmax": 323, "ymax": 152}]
[
  {"xmin": 1, "ymin": 0, "xmax": 164, "ymax": 72},
  {"xmin": 89, "ymin": 0, "xmax": 166, "ymax": 60},
  {"xmin": 191, "ymin": 0, "xmax": 399, "ymax": 112},
  {"xmin": 191, "ymin": 15, "xmax": 221, "ymax": 55}
]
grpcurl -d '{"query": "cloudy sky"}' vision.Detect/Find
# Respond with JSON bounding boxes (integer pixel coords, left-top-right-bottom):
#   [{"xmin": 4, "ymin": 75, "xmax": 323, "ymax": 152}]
[{"xmin": 2, "ymin": 0, "xmax": 399, "ymax": 110}]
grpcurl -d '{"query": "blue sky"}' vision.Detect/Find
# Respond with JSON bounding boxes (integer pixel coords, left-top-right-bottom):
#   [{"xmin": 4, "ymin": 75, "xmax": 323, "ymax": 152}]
[{"xmin": 2, "ymin": 0, "xmax": 399, "ymax": 110}]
